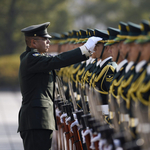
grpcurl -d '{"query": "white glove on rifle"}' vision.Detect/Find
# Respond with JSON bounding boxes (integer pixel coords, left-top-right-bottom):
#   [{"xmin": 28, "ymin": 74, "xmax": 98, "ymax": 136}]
[
  {"xmin": 84, "ymin": 36, "xmax": 102, "ymax": 53},
  {"xmin": 60, "ymin": 113, "xmax": 67, "ymax": 123}
]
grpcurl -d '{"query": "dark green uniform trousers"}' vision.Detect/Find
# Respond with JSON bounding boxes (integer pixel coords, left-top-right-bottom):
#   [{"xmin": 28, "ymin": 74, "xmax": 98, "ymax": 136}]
[{"xmin": 20, "ymin": 129, "xmax": 53, "ymax": 150}]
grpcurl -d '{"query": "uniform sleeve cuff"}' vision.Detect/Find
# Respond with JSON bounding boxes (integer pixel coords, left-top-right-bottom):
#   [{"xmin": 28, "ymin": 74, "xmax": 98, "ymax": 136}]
[{"xmin": 80, "ymin": 45, "xmax": 91, "ymax": 57}]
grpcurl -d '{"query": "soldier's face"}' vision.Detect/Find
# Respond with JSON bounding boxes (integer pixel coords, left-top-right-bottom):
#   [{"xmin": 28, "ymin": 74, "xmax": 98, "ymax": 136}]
[
  {"xmin": 141, "ymin": 42, "xmax": 150, "ymax": 61},
  {"xmin": 94, "ymin": 43, "xmax": 104, "ymax": 58},
  {"xmin": 120, "ymin": 42, "xmax": 130, "ymax": 59},
  {"xmin": 128, "ymin": 43, "xmax": 142, "ymax": 62},
  {"xmin": 33, "ymin": 37, "xmax": 50, "ymax": 54},
  {"xmin": 110, "ymin": 43, "xmax": 119, "ymax": 62}
]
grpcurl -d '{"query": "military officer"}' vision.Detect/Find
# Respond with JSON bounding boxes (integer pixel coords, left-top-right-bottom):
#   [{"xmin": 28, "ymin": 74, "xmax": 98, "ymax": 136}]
[{"xmin": 18, "ymin": 22, "xmax": 102, "ymax": 150}]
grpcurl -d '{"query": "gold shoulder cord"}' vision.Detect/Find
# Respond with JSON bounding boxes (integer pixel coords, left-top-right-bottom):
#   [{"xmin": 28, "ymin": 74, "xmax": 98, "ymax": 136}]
[
  {"xmin": 118, "ymin": 74, "xmax": 133, "ymax": 108},
  {"xmin": 72, "ymin": 65, "xmax": 80, "ymax": 74},
  {"xmin": 137, "ymin": 80, "xmax": 150, "ymax": 106},
  {"xmin": 80, "ymin": 69, "xmax": 87, "ymax": 84},
  {"xmin": 128, "ymin": 71, "xmax": 146, "ymax": 102},
  {"xmin": 57, "ymin": 68, "xmax": 64, "ymax": 77},
  {"xmin": 110, "ymin": 76, "xmax": 124, "ymax": 98},
  {"xmin": 93, "ymin": 65, "xmax": 115, "ymax": 94},
  {"xmin": 70, "ymin": 65, "xmax": 80, "ymax": 82},
  {"xmin": 118, "ymin": 80, "xmax": 130, "ymax": 109},
  {"xmin": 114, "ymin": 76, "xmax": 124, "ymax": 86},
  {"xmin": 82, "ymin": 70, "xmax": 92, "ymax": 85},
  {"xmin": 121, "ymin": 74, "xmax": 134, "ymax": 88},
  {"xmin": 89, "ymin": 73, "xmax": 96, "ymax": 87},
  {"xmin": 76, "ymin": 67, "xmax": 85, "ymax": 83},
  {"xmin": 110, "ymin": 80, "xmax": 118, "ymax": 99},
  {"xmin": 66, "ymin": 65, "xmax": 73, "ymax": 78}
]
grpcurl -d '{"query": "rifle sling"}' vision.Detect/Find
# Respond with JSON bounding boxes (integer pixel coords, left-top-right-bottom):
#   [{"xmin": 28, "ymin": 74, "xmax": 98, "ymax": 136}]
[
  {"xmin": 74, "ymin": 139, "xmax": 81, "ymax": 144},
  {"xmin": 65, "ymin": 131, "xmax": 70, "ymax": 135}
]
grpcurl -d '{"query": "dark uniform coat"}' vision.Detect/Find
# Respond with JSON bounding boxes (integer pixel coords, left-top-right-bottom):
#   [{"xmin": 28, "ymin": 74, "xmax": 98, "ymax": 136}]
[{"xmin": 18, "ymin": 46, "xmax": 87, "ymax": 132}]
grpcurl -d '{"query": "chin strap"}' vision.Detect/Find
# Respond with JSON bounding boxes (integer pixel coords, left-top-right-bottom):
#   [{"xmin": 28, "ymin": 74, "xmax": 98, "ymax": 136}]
[
  {"xmin": 115, "ymin": 50, "xmax": 120, "ymax": 63},
  {"xmin": 135, "ymin": 52, "xmax": 141, "ymax": 64},
  {"xmin": 125, "ymin": 52, "xmax": 129, "ymax": 59},
  {"xmin": 100, "ymin": 46, "xmax": 105, "ymax": 59}
]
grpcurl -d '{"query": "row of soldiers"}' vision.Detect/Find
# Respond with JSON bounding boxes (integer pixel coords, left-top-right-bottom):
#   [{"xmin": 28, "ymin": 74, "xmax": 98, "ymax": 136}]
[{"xmin": 51, "ymin": 20, "xmax": 150, "ymax": 150}]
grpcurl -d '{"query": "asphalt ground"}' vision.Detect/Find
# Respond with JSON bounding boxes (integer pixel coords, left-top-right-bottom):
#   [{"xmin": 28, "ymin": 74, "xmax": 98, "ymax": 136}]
[
  {"xmin": 0, "ymin": 91, "xmax": 23, "ymax": 150},
  {"xmin": 0, "ymin": 90, "xmax": 59, "ymax": 150}
]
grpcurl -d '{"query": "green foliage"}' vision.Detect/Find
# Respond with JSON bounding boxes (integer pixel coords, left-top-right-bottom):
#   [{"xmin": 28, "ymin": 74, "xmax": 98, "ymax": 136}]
[
  {"xmin": 0, "ymin": 54, "xmax": 20, "ymax": 87},
  {"xmin": 0, "ymin": 0, "xmax": 70, "ymax": 55},
  {"xmin": 69, "ymin": 0, "xmax": 150, "ymax": 29}
]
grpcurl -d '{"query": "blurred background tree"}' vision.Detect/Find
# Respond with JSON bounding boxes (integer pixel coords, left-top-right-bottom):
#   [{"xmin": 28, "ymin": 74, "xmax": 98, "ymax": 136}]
[
  {"xmin": 0, "ymin": 0, "xmax": 71, "ymax": 55},
  {"xmin": 0, "ymin": 0, "xmax": 150, "ymax": 55},
  {"xmin": 69, "ymin": 0, "xmax": 150, "ymax": 29},
  {"xmin": 0, "ymin": 0, "xmax": 150, "ymax": 88}
]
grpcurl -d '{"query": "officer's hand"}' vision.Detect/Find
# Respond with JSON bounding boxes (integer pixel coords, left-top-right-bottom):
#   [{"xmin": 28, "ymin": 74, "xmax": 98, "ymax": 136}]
[{"xmin": 84, "ymin": 36, "xmax": 102, "ymax": 53}]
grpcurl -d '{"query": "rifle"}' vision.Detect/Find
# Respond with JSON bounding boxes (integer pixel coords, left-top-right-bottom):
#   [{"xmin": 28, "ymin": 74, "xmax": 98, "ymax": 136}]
[
  {"xmin": 65, "ymin": 103, "xmax": 83, "ymax": 150},
  {"xmin": 109, "ymin": 94, "xmax": 131, "ymax": 149},
  {"xmin": 78, "ymin": 83, "xmax": 93, "ymax": 150},
  {"xmin": 84, "ymin": 85, "xmax": 99, "ymax": 150},
  {"xmin": 68, "ymin": 79, "xmax": 88, "ymax": 150},
  {"xmin": 86, "ymin": 87, "xmax": 107, "ymax": 150},
  {"xmin": 88, "ymin": 86, "xmax": 117, "ymax": 150},
  {"xmin": 55, "ymin": 76, "xmax": 71, "ymax": 150},
  {"xmin": 55, "ymin": 98, "xmax": 63, "ymax": 150},
  {"xmin": 130, "ymin": 99, "xmax": 149, "ymax": 149},
  {"xmin": 56, "ymin": 75, "xmax": 83, "ymax": 150},
  {"xmin": 55, "ymin": 77, "xmax": 65, "ymax": 150}
]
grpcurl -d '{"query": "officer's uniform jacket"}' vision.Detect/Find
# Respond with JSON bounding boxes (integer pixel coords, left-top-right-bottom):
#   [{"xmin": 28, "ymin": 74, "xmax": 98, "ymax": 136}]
[
  {"xmin": 90, "ymin": 57, "xmax": 117, "ymax": 105},
  {"xmin": 137, "ymin": 64, "xmax": 150, "ymax": 107},
  {"xmin": 127, "ymin": 61, "xmax": 147, "ymax": 122},
  {"xmin": 127, "ymin": 60, "xmax": 147, "ymax": 103},
  {"xmin": 136, "ymin": 64, "xmax": 150, "ymax": 123},
  {"xmin": 109, "ymin": 59, "xmax": 128, "ymax": 99},
  {"xmin": 118, "ymin": 61, "xmax": 136, "ymax": 109},
  {"xmin": 76, "ymin": 58, "xmax": 98, "ymax": 110},
  {"xmin": 88, "ymin": 59, "xmax": 102, "ymax": 87},
  {"xmin": 76, "ymin": 61, "xmax": 87, "ymax": 84},
  {"xmin": 81, "ymin": 58, "xmax": 97, "ymax": 86},
  {"xmin": 81, "ymin": 59, "xmax": 97, "ymax": 85},
  {"xmin": 117, "ymin": 61, "xmax": 136, "ymax": 130},
  {"xmin": 70, "ymin": 62, "xmax": 81, "ymax": 83},
  {"xmin": 18, "ymin": 46, "xmax": 87, "ymax": 132},
  {"xmin": 109, "ymin": 59, "xmax": 128, "ymax": 122}
]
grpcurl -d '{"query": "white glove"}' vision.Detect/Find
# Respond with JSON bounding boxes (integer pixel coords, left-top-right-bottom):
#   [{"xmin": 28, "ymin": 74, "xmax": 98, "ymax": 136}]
[
  {"xmin": 60, "ymin": 113, "xmax": 67, "ymax": 123},
  {"xmin": 65, "ymin": 116, "xmax": 71, "ymax": 125},
  {"xmin": 55, "ymin": 108, "xmax": 61, "ymax": 117},
  {"xmin": 84, "ymin": 36, "xmax": 102, "ymax": 53},
  {"xmin": 70, "ymin": 119, "xmax": 79, "ymax": 133}
]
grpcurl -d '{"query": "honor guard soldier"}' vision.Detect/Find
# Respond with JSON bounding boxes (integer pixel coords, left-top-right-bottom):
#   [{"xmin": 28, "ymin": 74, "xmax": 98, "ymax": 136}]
[
  {"xmin": 17, "ymin": 22, "xmax": 102, "ymax": 150},
  {"xmin": 89, "ymin": 27, "xmax": 118, "ymax": 120},
  {"xmin": 126, "ymin": 21, "xmax": 150, "ymax": 149},
  {"xmin": 109, "ymin": 22, "xmax": 129, "ymax": 128},
  {"xmin": 75, "ymin": 29, "xmax": 95, "ymax": 110},
  {"xmin": 126, "ymin": 20, "xmax": 150, "ymax": 144},
  {"xmin": 65, "ymin": 30, "xmax": 87, "ymax": 107},
  {"xmin": 117, "ymin": 22, "xmax": 142, "ymax": 139},
  {"xmin": 80, "ymin": 29, "xmax": 98, "ymax": 87},
  {"xmin": 76, "ymin": 29, "xmax": 95, "ymax": 85},
  {"xmin": 136, "ymin": 31, "xmax": 150, "ymax": 148}
]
